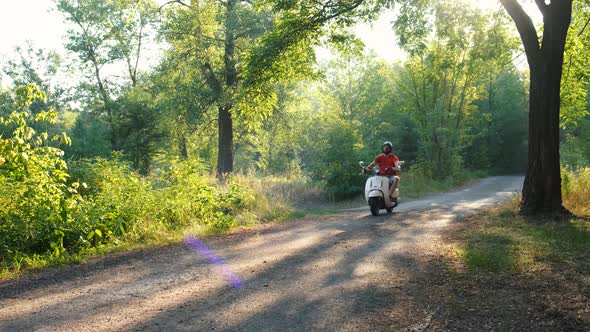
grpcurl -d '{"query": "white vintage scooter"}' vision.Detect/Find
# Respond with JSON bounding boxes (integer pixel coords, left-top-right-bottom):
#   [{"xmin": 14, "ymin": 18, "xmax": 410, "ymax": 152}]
[{"xmin": 359, "ymin": 161, "xmax": 403, "ymax": 216}]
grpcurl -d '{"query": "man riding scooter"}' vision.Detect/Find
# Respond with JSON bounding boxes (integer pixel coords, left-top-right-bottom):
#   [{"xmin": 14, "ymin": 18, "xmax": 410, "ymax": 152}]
[{"xmin": 367, "ymin": 141, "xmax": 400, "ymax": 202}]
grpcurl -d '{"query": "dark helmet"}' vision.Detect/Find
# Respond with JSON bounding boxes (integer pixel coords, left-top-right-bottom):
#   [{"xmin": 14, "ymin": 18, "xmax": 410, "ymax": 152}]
[{"xmin": 382, "ymin": 141, "xmax": 393, "ymax": 153}]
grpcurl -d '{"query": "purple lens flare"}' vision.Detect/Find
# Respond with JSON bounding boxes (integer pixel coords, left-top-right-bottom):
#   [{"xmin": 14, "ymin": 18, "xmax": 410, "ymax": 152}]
[{"xmin": 183, "ymin": 236, "xmax": 243, "ymax": 289}]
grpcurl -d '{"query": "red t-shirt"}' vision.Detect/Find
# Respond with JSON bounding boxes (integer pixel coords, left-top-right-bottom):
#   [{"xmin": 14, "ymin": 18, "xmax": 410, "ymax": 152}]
[{"xmin": 374, "ymin": 153, "xmax": 399, "ymax": 176}]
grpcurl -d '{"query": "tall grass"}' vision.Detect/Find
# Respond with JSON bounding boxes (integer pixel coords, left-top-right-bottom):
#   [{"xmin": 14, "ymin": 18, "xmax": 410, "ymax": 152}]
[
  {"xmin": 228, "ymin": 171, "xmax": 323, "ymax": 222},
  {"xmin": 562, "ymin": 166, "xmax": 590, "ymax": 217}
]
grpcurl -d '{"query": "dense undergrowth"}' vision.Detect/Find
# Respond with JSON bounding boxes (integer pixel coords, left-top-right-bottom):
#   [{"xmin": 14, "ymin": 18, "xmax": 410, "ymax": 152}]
[{"xmin": 0, "ymin": 156, "xmax": 482, "ymax": 279}]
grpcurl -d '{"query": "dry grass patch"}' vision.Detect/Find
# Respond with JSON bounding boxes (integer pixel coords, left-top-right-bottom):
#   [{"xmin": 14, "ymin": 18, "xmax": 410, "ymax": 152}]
[{"xmin": 563, "ymin": 166, "xmax": 590, "ymax": 217}]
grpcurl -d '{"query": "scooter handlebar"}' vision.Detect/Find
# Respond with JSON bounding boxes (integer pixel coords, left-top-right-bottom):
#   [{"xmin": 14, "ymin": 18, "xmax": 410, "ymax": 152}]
[{"xmin": 359, "ymin": 161, "xmax": 405, "ymax": 175}]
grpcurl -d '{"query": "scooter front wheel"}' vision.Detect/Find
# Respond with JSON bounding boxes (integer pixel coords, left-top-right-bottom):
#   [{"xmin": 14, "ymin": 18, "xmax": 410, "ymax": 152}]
[{"xmin": 369, "ymin": 197, "xmax": 380, "ymax": 216}]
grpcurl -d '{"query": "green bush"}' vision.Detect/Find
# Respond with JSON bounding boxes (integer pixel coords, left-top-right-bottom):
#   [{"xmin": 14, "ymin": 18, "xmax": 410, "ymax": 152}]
[
  {"xmin": 0, "ymin": 85, "xmax": 81, "ymax": 260},
  {"xmin": 71, "ymin": 158, "xmax": 161, "ymax": 246},
  {"xmin": 303, "ymin": 118, "xmax": 365, "ymax": 199},
  {"xmin": 70, "ymin": 158, "xmax": 258, "ymax": 244}
]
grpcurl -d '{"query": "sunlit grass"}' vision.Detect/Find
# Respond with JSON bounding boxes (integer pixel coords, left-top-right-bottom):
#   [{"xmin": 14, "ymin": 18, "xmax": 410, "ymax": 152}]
[
  {"xmin": 450, "ymin": 169, "xmax": 590, "ymax": 273},
  {"xmin": 228, "ymin": 171, "xmax": 324, "ymax": 222},
  {"xmin": 562, "ymin": 166, "xmax": 590, "ymax": 217},
  {"xmin": 454, "ymin": 205, "xmax": 590, "ymax": 273}
]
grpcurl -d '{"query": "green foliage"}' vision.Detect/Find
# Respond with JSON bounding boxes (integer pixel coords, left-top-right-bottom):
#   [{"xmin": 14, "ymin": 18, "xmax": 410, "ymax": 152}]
[
  {"xmin": 244, "ymin": 0, "xmax": 369, "ymax": 90},
  {"xmin": 57, "ymin": 0, "xmax": 157, "ymax": 78},
  {"xmin": 0, "ymin": 84, "xmax": 79, "ymax": 260},
  {"xmin": 57, "ymin": 0, "xmax": 159, "ymax": 154},
  {"xmin": 304, "ymin": 113, "xmax": 365, "ymax": 199},
  {"xmin": 465, "ymin": 70, "xmax": 528, "ymax": 174},
  {"xmin": 115, "ymin": 84, "xmax": 168, "ymax": 174},
  {"xmin": 561, "ymin": 118, "xmax": 590, "ymax": 168},
  {"xmin": 157, "ymin": 0, "xmax": 358, "ymax": 173},
  {"xmin": 254, "ymin": 47, "xmax": 506, "ymax": 198},
  {"xmin": 1, "ymin": 154, "xmax": 282, "ymax": 273},
  {"xmin": 0, "ymin": 85, "xmax": 291, "ymax": 274},
  {"xmin": 68, "ymin": 157, "xmax": 260, "ymax": 242},
  {"xmin": 393, "ymin": 0, "xmax": 431, "ymax": 55},
  {"xmin": 560, "ymin": 2, "xmax": 590, "ymax": 128},
  {"xmin": 66, "ymin": 111, "xmax": 112, "ymax": 159},
  {"xmin": 233, "ymin": 83, "xmax": 312, "ymax": 173},
  {"xmin": 394, "ymin": 1, "xmax": 520, "ymax": 177},
  {"xmin": 2, "ymin": 43, "xmax": 68, "ymax": 114}
]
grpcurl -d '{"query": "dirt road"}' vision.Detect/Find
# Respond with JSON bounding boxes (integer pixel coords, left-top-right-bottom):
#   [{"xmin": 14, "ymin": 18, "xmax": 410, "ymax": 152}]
[{"xmin": 0, "ymin": 176, "xmax": 522, "ymax": 331}]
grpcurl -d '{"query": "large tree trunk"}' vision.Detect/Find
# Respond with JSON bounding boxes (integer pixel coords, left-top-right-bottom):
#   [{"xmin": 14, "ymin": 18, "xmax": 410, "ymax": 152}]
[
  {"xmin": 521, "ymin": 58, "xmax": 565, "ymax": 214},
  {"xmin": 521, "ymin": 2, "xmax": 572, "ymax": 214},
  {"xmin": 501, "ymin": 0, "xmax": 572, "ymax": 215},
  {"xmin": 216, "ymin": 0, "xmax": 237, "ymax": 177},
  {"xmin": 217, "ymin": 105, "xmax": 234, "ymax": 175}
]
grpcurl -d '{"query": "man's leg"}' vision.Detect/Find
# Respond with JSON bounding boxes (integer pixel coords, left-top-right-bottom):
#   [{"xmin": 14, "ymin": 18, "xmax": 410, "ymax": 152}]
[{"xmin": 389, "ymin": 176, "xmax": 400, "ymax": 198}]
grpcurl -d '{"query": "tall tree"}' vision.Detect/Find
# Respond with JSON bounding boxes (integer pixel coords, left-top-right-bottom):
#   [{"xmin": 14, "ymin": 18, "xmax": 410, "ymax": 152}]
[
  {"xmin": 161, "ymin": 0, "xmax": 318, "ymax": 176},
  {"xmin": 161, "ymin": 0, "xmax": 273, "ymax": 175},
  {"xmin": 499, "ymin": 0, "xmax": 574, "ymax": 214},
  {"xmin": 394, "ymin": 1, "xmax": 517, "ymax": 176},
  {"xmin": 56, "ymin": 0, "xmax": 157, "ymax": 150}
]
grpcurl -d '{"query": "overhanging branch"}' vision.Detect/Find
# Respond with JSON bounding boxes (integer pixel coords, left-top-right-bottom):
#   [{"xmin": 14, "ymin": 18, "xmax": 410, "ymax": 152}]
[{"xmin": 500, "ymin": 0, "xmax": 541, "ymax": 64}]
